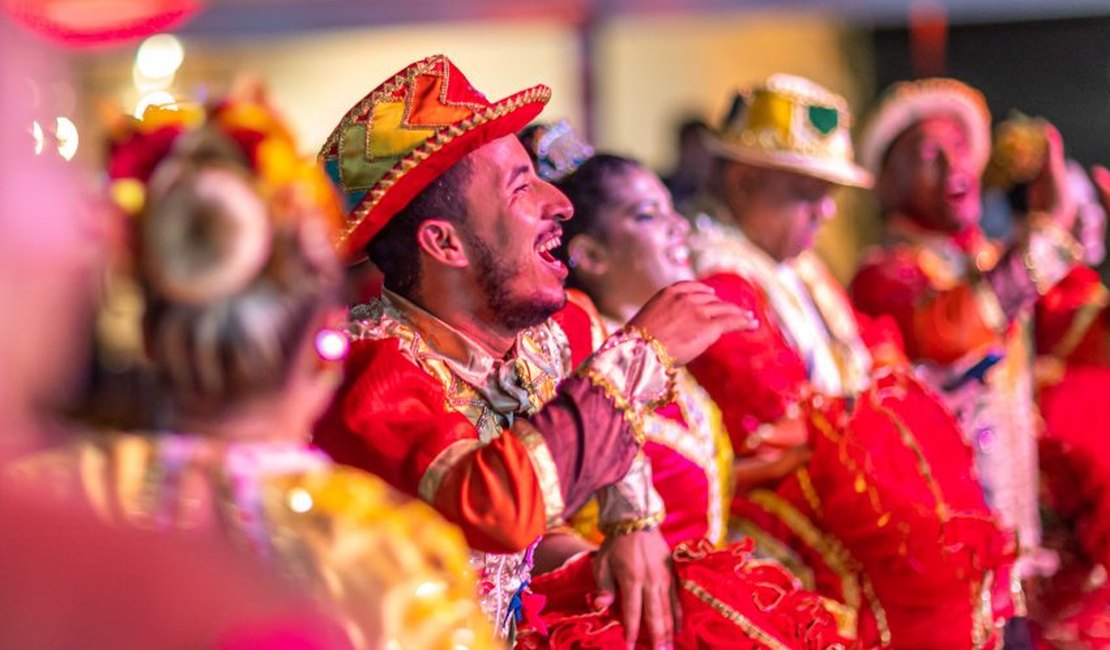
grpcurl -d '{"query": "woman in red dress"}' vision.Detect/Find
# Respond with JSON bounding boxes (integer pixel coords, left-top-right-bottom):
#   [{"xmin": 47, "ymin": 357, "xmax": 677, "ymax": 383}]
[{"xmin": 517, "ymin": 124, "xmax": 852, "ymax": 649}]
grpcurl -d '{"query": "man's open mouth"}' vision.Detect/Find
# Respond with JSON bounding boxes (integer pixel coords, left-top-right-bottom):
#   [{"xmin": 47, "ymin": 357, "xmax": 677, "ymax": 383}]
[{"xmin": 535, "ymin": 230, "xmax": 567, "ymax": 276}]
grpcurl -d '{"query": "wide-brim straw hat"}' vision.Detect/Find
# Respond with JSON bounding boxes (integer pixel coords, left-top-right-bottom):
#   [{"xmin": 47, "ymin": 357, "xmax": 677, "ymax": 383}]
[
  {"xmin": 858, "ymin": 77, "xmax": 991, "ymax": 178},
  {"xmin": 704, "ymin": 73, "xmax": 872, "ymax": 188}
]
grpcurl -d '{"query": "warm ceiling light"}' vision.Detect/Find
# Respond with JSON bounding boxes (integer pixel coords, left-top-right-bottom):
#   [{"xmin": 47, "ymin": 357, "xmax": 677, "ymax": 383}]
[
  {"xmin": 134, "ymin": 91, "xmax": 176, "ymax": 119},
  {"xmin": 135, "ymin": 33, "xmax": 184, "ymax": 81},
  {"xmin": 55, "ymin": 116, "xmax": 79, "ymax": 160}
]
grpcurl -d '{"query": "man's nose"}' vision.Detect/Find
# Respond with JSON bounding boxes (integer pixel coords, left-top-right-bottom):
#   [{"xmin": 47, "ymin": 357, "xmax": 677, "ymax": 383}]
[
  {"xmin": 669, "ymin": 211, "xmax": 691, "ymax": 236},
  {"xmin": 542, "ymin": 182, "xmax": 573, "ymax": 222}
]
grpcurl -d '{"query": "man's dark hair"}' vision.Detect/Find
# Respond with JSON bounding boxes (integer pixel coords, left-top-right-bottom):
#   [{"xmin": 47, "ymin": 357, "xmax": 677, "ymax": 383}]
[
  {"xmin": 553, "ymin": 153, "xmax": 640, "ymax": 292},
  {"xmin": 365, "ymin": 159, "xmax": 471, "ymax": 299},
  {"xmin": 555, "ymin": 153, "xmax": 640, "ymax": 246},
  {"xmin": 678, "ymin": 117, "xmax": 709, "ymax": 144}
]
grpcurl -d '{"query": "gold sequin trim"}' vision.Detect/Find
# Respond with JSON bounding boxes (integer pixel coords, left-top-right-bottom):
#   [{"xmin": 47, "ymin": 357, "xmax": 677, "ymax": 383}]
[
  {"xmin": 321, "ymin": 54, "xmax": 552, "ymax": 249},
  {"xmin": 599, "ymin": 511, "xmax": 664, "ymax": 537},
  {"xmin": 576, "ymin": 366, "xmax": 646, "ymax": 444},
  {"xmin": 680, "ymin": 580, "xmax": 793, "ymax": 650},
  {"xmin": 620, "ymin": 325, "xmax": 678, "ymax": 408}
]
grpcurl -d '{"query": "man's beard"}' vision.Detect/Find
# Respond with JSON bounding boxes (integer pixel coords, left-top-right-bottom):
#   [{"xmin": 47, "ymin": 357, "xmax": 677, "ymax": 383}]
[{"xmin": 467, "ymin": 233, "xmax": 565, "ymax": 332}]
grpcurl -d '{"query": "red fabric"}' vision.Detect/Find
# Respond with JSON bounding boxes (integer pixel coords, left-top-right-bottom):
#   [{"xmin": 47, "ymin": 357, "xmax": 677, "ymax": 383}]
[
  {"xmin": 1034, "ymin": 265, "xmax": 1109, "ymax": 365},
  {"xmin": 1034, "ymin": 336, "xmax": 1110, "ymax": 645},
  {"xmin": 319, "ymin": 56, "xmax": 549, "ymax": 260},
  {"xmin": 851, "ymin": 249, "xmax": 998, "ymax": 364},
  {"xmin": 730, "ymin": 474, "xmax": 855, "ymax": 607},
  {"xmin": 805, "ymin": 370, "xmax": 1010, "ymax": 650},
  {"xmin": 688, "ymin": 272, "xmax": 810, "ymax": 448},
  {"xmin": 1030, "ymin": 574, "xmax": 1110, "ymax": 649},
  {"xmin": 855, "ymin": 310, "xmax": 910, "ymax": 370},
  {"xmin": 107, "ymin": 124, "xmax": 189, "ymax": 183},
  {"xmin": 551, "ymin": 291, "xmax": 602, "ymax": 370},
  {"xmin": 642, "ymin": 437, "xmax": 713, "ymax": 548},
  {"xmin": 1040, "ymin": 366, "xmax": 1110, "ymax": 571},
  {"xmin": 313, "ymin": 338, "xmax": 546, "ymax": 553},
  {"xmin": 520, "ymin": 540, "xmax": 852, "ymax": 649},
  {"xmin": 689, "ymin": 268, "xmax": 1011, "ymax": 647}
]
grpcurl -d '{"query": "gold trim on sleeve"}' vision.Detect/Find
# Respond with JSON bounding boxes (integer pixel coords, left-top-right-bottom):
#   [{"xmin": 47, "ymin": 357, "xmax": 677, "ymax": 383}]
[
  {"xmin": 512, "ymin": 420, "xmax": 567, "ymax": 528},
  {"xmin": 417, "ymin": 438, "xmax": 483, "ymax": 505}
]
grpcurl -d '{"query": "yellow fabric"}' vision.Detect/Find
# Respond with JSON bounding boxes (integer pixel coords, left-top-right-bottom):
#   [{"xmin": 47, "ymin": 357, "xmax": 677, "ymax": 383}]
[
  {"xmin": 368, "ymin": 101, "xmax": 435, "ymax": 160},
  {"xmin": 11, "ymin": 436, "xmax": 497, "ymax": 650},
  {"xmin": 746, "ymin": 90, "xmax": 794, "ymax": 143},
  {"xmin": 710, "ymin": 404, "xmax": 735, "ymax": 545}
]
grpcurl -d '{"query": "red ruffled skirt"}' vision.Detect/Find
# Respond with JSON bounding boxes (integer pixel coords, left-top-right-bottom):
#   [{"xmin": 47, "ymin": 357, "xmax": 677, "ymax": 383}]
[
  {"xmin": 517, "ymin": 539, "xmax": 852, "ymax": 649},
  {"xmin": 733, "ymin": 370, "xmax": 1013, "ymax": 649}
]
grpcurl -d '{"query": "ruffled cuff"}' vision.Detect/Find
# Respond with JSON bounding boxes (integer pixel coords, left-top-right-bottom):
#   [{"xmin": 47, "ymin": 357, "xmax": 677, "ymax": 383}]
[
  {"xmin": 596, "ymin": 452, "xmax": 666, "ymax": 536},
  {"xmin": 575, "ymin": 326, "xmax": 676, "ymax": 442}
]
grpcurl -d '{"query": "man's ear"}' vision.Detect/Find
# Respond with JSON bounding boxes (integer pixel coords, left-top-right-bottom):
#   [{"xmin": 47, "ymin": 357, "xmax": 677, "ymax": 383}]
[
  {"xmin": 415, "ymin": 219, "xmax": 469, "ymax": 268},
  {"xmin": 722, "ymin": 160, "xmax": 755, "ymax": 200},
  {"xmin": 567, "ymin": 234, "xmax": 608, "ymax": 277}
]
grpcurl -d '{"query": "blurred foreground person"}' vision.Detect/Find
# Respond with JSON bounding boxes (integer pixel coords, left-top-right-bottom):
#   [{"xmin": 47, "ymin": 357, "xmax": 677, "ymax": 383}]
[
  {"xmin": 0, "ymin": 17, "xmax": 347, "ymax": 650},
  {"xmin": 684, "ymin": 74, "xmax": 1013, "ymax": 649},
  {"xmin": 314, "ymin": 55, "xmax": 748, "ymax": 646},
  {"xmin": 11, "ymin": 93, "xmax": 495, "ymax": 649}
]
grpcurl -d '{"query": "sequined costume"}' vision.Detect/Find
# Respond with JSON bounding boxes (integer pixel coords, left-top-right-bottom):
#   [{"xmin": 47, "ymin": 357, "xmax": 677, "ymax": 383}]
[
  {"xmin": 517, "ymin": 292, "xmax": 851, "ymax": 650},
  {"xmin": 1029, "ymin": 266, "xmax": 1110, "ymax": 647},
  {"xmin": 684, "ymin": 200, "xmax": 1011, "ymax": 649},
  {"xmin": 314, "ymin": 290, "xmax": 673, "ymax": 637},
  {"xmin": 555, "ymin": 292, "xmax": 733, "ymax": 550},
  {"xmin": 851, "ymin": 219, "xmax": 1052, "ymax": 548},
  {"xmin": 12, "ymin": 435, "xmax": 496, "ymax": 650}
]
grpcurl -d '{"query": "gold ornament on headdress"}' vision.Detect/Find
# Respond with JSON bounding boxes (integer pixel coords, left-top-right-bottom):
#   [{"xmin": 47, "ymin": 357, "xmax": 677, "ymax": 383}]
[{"xmin": 983, "ymin": 112, "xmax": 1048, "ymax": 190}]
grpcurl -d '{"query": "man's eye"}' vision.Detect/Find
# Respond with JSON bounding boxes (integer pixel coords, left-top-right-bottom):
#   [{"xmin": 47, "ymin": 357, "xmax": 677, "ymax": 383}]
[
  {"xmin": 513, "ymin": 184, "xmax": 530, "ymax": 196},
  {"xmin": 634, "ymin": 212, "xmax": 655, "ymax": 222}
]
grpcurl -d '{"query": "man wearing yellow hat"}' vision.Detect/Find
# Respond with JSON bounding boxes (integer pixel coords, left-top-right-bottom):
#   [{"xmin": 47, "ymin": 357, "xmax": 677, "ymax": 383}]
[
  {"xmin": 312, "ymin": 55, "xmax": 749, "ymax": 645},
  {"xmin": 682, "ymin": 74, "xmax": 1018, "ymax": 648}
]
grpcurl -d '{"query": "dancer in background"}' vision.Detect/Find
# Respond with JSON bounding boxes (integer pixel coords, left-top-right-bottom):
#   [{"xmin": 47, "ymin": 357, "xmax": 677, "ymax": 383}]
[
  {"xmin": 0, "ymin": 17, "xmax": 348, "ymax": 648},
  {"xmin": 684, "ymin": 73, "xmax": 1012, "ymax": 649},
  {"xmin": 853, "ymin": 83, "xmax": 1084, "ymax": 640}
]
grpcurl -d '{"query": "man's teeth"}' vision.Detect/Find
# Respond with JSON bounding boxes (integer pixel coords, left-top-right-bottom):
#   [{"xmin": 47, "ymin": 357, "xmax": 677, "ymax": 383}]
[{"xmin": 538, "ymin": 237, "xmax": 561, "ymax": 253}]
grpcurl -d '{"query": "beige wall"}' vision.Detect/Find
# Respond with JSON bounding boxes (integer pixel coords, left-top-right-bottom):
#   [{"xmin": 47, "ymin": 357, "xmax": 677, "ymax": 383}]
[
  {"xmin": 594, "ymin": 11, "xmax": 877, "ymax": 281},
  {"xmin": 80, "ymin": 20, "xmax": 583, "ymax": 155}
]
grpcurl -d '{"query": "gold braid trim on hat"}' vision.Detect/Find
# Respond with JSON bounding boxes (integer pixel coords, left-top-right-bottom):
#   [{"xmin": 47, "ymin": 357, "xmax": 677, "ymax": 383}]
[
  {"xmin": 880, "ymin": 77, "xmax": 989, "ymax": 125},
  {"xmin": 748, "ymin": 77, "xmax": 850, "ymax": 113},
  {"xmin": 320, "ymin": 57, "xmax": 551, "ymax": 249}
]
